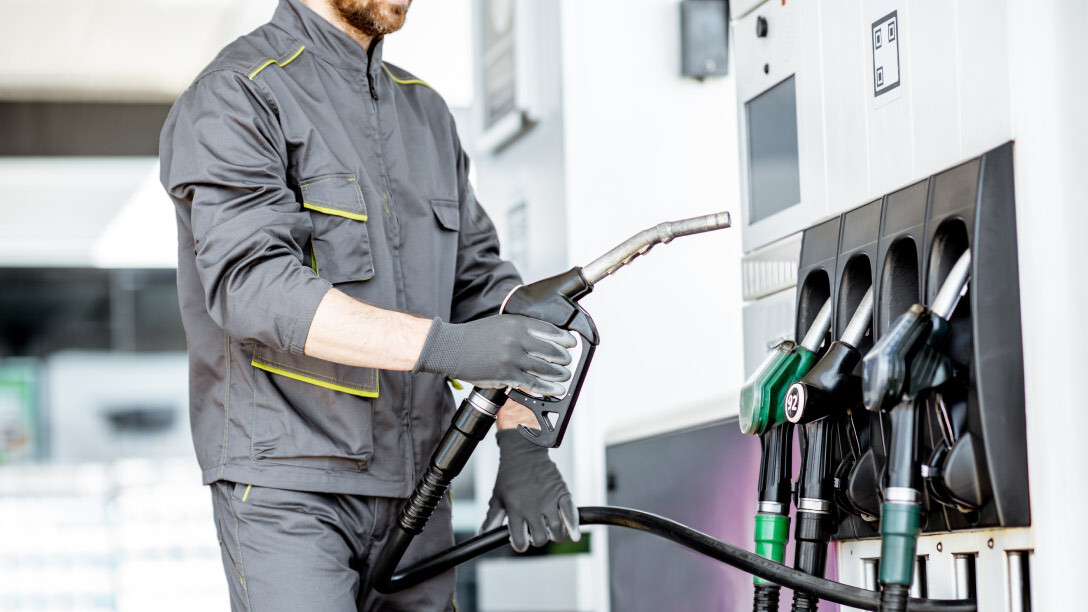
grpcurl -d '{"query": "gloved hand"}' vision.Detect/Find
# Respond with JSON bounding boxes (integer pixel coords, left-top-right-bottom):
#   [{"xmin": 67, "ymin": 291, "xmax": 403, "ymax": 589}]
[
  {"xmin": 480, "ymin": 429, "xmax": 580, "ymax": 553},
  {"xmin": 414, "ymin": 314, "xmax": 576, "ymax": 397}
]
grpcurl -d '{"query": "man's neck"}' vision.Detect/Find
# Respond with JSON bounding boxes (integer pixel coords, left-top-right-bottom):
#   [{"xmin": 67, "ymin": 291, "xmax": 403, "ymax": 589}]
[{"xmin": 299, "ymin": 0, "xmax": 374, "ymax": 51}]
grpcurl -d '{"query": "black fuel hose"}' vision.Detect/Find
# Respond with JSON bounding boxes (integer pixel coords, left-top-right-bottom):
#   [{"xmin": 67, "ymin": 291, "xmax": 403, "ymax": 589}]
[{"xmin": 377, "ymin": 506, "xmax": 974, "ymax": 612}]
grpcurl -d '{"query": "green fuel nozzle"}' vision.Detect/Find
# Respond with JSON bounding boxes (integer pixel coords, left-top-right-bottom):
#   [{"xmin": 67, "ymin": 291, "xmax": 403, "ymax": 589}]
[
  {"xmin": 860, "ymin": 250, "xmax": 972, "ymax": 612},
  {"xmin": 739, "ymin": 299, "xmax": 833, "ymax": 436},
  {"xmin": 744, "ymin": 298, "xmax": 831, "ymax": 608}
]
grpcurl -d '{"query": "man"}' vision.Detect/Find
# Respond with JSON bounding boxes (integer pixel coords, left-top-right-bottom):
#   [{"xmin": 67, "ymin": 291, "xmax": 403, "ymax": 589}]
[{"xmin": 159, "ymin": 0, "xmax": 580, "ymax": 610}]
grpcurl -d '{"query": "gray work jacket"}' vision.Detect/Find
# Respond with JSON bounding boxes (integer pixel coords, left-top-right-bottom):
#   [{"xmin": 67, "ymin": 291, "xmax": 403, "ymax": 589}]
[{"xmin": 160, "ymin": 0, "xmax": 520, "ymax": 496}]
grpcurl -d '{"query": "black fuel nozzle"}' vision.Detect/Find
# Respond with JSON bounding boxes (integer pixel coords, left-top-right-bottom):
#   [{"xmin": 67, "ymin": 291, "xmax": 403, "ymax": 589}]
[
  {"xmin": 861, "ymin": 250, "xmax": 971, "ymax": 612},
  {"xmin": 862, "ymin": 251, "xmax": 970, "ymax": 414},
  {"xmin": 502, "ymin": 267, "xmax": 600, "ymax": 449},
  {"xmin": 373, "ymin": 212, "xmax": 732, "ymax": 593},
  {"xmin": 782, "ymin": 288, "xmax": 874, "ymax": 611},
  {"xmin": 784, "ymin": 287, "xmax": 874, "ymax": 425},
  {"xmin": 506, "ymin": 211, "xmax": 732, "ymax": 448}
]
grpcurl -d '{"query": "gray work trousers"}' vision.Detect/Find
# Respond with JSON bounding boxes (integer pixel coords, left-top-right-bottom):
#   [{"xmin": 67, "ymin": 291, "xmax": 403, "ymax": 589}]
[{"xmin": 210, "ymin": 481, "xmax": 457, "ymax": 612}]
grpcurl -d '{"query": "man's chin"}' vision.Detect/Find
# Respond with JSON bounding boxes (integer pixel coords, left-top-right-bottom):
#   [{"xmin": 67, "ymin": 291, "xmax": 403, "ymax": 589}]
[{"xmin": 333, "ymin": 0, "xmax": 411, "ymax": 37}]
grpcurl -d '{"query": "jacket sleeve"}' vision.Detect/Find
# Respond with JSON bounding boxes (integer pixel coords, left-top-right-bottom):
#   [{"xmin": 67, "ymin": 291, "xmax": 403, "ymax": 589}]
[
  {"xmin": 448, "ymin": 122, "xmax": 523, "ymax": 324},
  {"xmin": 160, "ymin": 69, "xmax": 332, "ymax": 354}
]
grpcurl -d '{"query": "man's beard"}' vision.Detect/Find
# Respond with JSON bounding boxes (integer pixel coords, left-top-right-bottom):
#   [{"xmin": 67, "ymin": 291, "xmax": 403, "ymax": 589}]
[{"xmin": 332, "ymin": 0, "xmax": 410, "ymax": 38}]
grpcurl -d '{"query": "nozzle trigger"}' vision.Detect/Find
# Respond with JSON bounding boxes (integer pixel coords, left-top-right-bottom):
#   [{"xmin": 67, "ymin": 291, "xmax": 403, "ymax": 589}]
[{"xmin": 512, "ymin": 339, "xmax": 596, "ymax": 448}]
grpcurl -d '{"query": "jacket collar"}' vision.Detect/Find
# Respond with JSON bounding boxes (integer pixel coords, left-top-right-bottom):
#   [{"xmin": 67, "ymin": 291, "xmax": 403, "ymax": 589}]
[{"xmin": 272, "ymin": 0, "xmax": 384, "ymax": 77}]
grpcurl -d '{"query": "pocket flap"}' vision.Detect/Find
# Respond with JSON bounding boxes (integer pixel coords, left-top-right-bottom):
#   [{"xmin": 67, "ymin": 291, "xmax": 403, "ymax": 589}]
[
  {"xmin": 301, "ymin": 174, "xmax": 368, "ymax": 221},
  {"xmin": 252, "ymin": 346, "xmax": 379, "ymax": 397},
  {"xmin": 431, "ymin": 199, "xmax": 460, "ymax": 231}
]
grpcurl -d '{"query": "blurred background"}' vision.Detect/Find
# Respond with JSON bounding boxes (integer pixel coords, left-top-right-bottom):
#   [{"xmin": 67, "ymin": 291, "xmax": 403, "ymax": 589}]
[{"xmin": 0, "ymin": 1, "xmax": 742, "ymax": 610}]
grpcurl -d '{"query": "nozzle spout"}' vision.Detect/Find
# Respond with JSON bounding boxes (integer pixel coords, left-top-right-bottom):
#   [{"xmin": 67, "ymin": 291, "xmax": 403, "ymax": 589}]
[
  {"xmin": 840, "ymin": 287, "xmax": 875, "ymax": 348},
  {"xmin": 580, "ymin": 211, "xmax": 731, "ymax": 286},
  {"xmin": 930, "ymin": 250, "xmax": 972, "ymax": 319},
  {"xmin": 799, "ymin": 299, "xmax": 833, "ymax": 353}
]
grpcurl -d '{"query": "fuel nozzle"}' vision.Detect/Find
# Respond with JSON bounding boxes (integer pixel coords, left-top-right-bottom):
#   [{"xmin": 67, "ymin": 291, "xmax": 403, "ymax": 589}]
[
  {"xmin": 743, "ymin": 298, "xmax": 832, "ymax": 611},
  {"xmin": 374, "ymin": 212, "xmax": 732, "ymax": 593},
  {"xmin": 781, "ymin": 288, "xmax": 874, "ymax": 612},
  {"xmin": 739, "ymin": 299, "xmax": 833, "ymax": 435},
  {"xmin": 784, "ymin": 287, "xmax": 875, "ymax": 425},
  {"xmin": 508, "ymin": 211, "xmax": 732, "ymax": 447},
  {"xmin": 862, "ymin": 251, "xmax": 971, "ymax": 413},
  {"xmin": 862, "ymin": 250, "xmax": 972, "ymax": 612}
]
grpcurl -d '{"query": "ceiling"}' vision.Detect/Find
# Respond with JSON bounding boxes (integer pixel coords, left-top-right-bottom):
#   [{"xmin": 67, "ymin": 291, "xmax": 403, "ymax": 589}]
[
  {"xmin": 0, "ymin": 0, "xmax": 473, "ymax": 105},
  {"xmin": 0, "ymin": 0, "xmax": 474, "ymax": 269}
]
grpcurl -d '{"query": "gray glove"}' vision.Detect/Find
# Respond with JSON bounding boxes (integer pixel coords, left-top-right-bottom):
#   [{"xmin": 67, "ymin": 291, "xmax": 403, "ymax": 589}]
[
  {"xmin": 414, "ymin": 314, "xmax": 576, "ymax": 397},
  {"xmin": 480, "ymin": 429, "xmax": 580, "ymax": 553}
]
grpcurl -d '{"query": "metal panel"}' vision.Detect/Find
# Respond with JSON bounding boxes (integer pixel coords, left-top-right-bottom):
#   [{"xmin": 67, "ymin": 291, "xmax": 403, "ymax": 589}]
[{"xmin": 838, "ymin": 528, "xmax": 1033, "ymax": 612}]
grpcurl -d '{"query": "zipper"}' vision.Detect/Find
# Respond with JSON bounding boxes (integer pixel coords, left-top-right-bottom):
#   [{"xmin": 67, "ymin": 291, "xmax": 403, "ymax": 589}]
[
  {"xmin": 363, "ymin": 37, "xmax": 413, "ymax": 462},
  {"xmin": 366, "ymin": 38, "xmax": 379, "ymax": 100}
]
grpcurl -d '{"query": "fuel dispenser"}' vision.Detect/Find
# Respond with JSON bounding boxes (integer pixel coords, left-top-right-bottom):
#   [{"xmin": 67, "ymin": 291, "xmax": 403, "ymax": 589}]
[{"xmin": 764, "ymin": 143, "xmax": 1028, "ymax": 610}]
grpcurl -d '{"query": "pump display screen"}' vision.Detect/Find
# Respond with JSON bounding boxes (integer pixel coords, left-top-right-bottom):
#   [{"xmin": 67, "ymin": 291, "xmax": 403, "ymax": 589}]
[{"xmin": 746, "ymin": 75, "xmax": 801, "ymax": 223}]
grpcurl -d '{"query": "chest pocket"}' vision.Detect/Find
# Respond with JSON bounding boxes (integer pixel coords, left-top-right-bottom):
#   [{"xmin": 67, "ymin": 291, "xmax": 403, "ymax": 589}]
[{"xmin": 302, "ymin": 174, "xmax": 375, "ymax": 284}]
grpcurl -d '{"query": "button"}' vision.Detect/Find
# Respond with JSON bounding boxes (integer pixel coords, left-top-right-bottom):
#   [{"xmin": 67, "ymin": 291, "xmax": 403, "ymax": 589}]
[{"xmin": 756, "ymin": 16, "xmax": 769, "ymax": 38}]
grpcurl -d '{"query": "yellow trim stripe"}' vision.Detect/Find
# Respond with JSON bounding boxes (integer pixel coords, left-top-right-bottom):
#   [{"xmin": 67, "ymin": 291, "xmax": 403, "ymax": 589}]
[
  {"xmin": 382, "ymin": 64, "xmax": 431, "ymax": 88},
  {"xmin": 249, "ymin": 44, "xmax": 306, "ymax": 80},
  {"xmin": 252, "ymin": 360, "xmax": 379, "ymax": 398},
  {"xmin": 242, "ymin": 484, "xmax": 252, "ymax": 502},
  {"xmin": 303, "ymin": 203, "xmax": 367, "ymax": 222},
  {"xmin": 449, "ymin": 378, "xmax": 464, "ymax": 390},
  {"xmin": 310, "ymin": 241, "xmax": 319, "ymax": 275}
]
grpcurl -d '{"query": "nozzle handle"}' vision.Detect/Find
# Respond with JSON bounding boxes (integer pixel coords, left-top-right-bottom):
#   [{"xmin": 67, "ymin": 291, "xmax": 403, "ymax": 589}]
[{"xmin": 580, "ymin": 211, "xmax": 731, "ymax": 285}]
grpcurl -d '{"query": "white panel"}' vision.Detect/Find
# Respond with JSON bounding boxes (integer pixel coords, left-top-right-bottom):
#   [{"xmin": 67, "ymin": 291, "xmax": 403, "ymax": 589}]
[
  {"xmin": 732, "ymin": 0, "xmax": 769, "ymax": 20},
  {"xmin": 741, "ymin": 288, "xmax": 796, "ymax": 377},
  {"xmin": 866, "ymin": 0, "xmax": 916, "ymax": 196},
  {"xmin": 909, "ymin": 1, "xmax": 963, "ymax": 178},
  {"xmin": 1005, "ymin": 2, "xmax": 1088, "ymax": 609},
  {"xmin": 741, "ymin": 231, "xmax": 802, "ymax": 300},
  {"xmin": 955, "ymin": 0, "xmax": 1013, "ymax": 158},
  {"xmin": 818, "ymin": 0, "xmax": 872, "ymax": 213},
  {"xmin": 735, "ymin": 0, "xmax": 829, "ymax": 251},
  {"xmin": 795, "ymin": 0, "xmax": 828, "ymax": 219}
]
